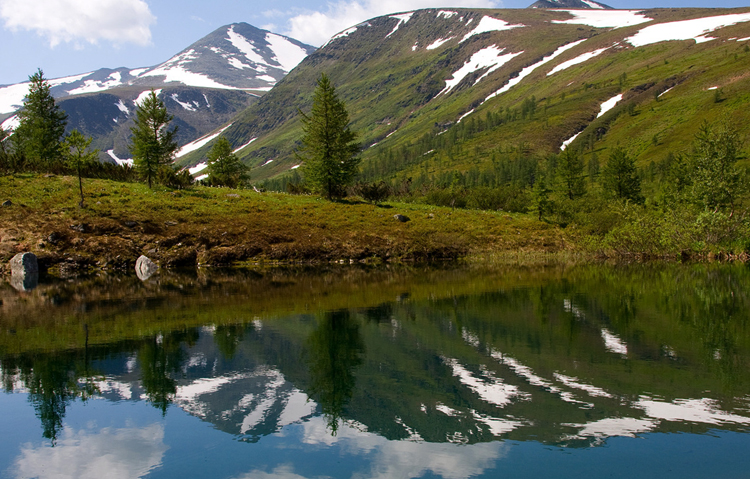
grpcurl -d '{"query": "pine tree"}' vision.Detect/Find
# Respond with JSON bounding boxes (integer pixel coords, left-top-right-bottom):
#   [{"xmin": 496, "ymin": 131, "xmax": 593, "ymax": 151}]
[
  {"xmin": 206, "ymin": 136, "xmax": 249, "ymax": 188},
  {"xmin": 603, "ymin": 147, "xmax": 643, "ymax": 204},
  {"xmin": 298, "ymin": 74, "xmax": 360, "ymax": 200},
  {"xmin": 60, "ymin": 130, "xmax": 98, "ymax": 207},
  {"xmin": 12, "ymin": 69, "xmax": 68, "ymax": 169},
  {"xmin": 129, "ymin": 90, "xmax": 178, "ymax": 188}
]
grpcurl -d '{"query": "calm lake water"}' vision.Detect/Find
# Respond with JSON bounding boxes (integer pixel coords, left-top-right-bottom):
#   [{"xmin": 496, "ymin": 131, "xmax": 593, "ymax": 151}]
[{"xmin": 1, "ymin": 262, "xmax": 749, "ymax": 479}]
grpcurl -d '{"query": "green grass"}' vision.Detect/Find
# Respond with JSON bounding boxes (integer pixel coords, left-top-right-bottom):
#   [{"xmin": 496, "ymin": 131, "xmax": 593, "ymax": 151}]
[{"xmin": 0, "ymin": 174, "xmax": 571, "ymax": 271}]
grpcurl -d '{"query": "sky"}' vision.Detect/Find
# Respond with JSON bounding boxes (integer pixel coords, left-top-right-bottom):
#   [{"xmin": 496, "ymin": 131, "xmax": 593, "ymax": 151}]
[{"xmin": 1, "ymin": 0, "xmax": 749, "ymax": 86}]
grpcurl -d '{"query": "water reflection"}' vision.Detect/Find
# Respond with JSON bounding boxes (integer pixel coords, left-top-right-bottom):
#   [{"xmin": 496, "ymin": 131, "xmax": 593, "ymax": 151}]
[
  {"xmin": 307, "ymin": 310, "xmax": 364, "ymax": 434},
  {"xmin": 2, "ymin": 263, "xmax": 750, "ymax": 477}
]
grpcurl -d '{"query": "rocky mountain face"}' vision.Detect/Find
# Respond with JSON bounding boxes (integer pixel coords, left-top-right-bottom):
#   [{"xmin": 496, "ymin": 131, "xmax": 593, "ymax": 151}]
[
  {"xmin": 0, "ymin": 23, "xmax": 315, "ymax": 162},
  {"xmin": 528, "ymin": 0, "xmax": 612, "ymax": 10},
  {"xmin": 186, "ymin": 7, "xmax": 750, "ymax": 183}
]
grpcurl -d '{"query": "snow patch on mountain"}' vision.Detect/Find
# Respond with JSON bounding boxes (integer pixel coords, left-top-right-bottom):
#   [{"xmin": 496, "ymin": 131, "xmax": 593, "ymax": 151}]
[
  {"xmin": 0, "ymin": 83, "xmax": 29, "ymax": 114},
  {"xmin": 1, "ymin": 114, "xmax": 19, "ymax": 131},
  {"xmin": 171, "ymin": 93, "xmax": 198, "ymax": 111},
  {"xmin": 233, "ymin": 137, "xmax": 257, "ymax": 153},
  {"xmin": 427, "ymin": 37, "xmax": 455, "ymax": 50},
  {"xmin": 626, "ymin": 13, "xmax": 750, "ymax": 47},
  {"xmin": 552, "ymin": 10, "xmax": 651, "ymax": 29},
  {"xmin": 227, "ymin": 27, "xmax": 266, "ymax": 65},
  {"xmin": 265, "ymin": 33, "xmax": 309, "ymax": 72},
  {"xmin": 597, "ymin": 93, "xmax": 623, "ymax": 117},
  {"xmin": 461, "ymin": 16, "xmax": 525, "ymax": 42},
  {"xmin": 68, "ymin": 72, "xmax": 124, "ymax": 95},
  {"xmin": 547, "ymin": 46, "xmax": 609, "ymax": 75},
  {"xmin": 385, "ymin": 12, "xmax": 415, "ymax": 39},
  {"xmin": 107, "ymin": 149, "xmax": 133, "ymax": 167},
  {"xmin": 134, "ymin": 89, "xmax": 162, "ymax": 107},
  {"xmin": 115, "ymin": 100, "xmax": 130, "ymax": 115},
  {"xmin": 438, "ymin": 10, "xmax": 458, "ymax": 19},
  {"xmin": 486, "ymin": 39, "xmax": 587, "ymax": 102},
  {"xmin": 176, "ymin": 124, "xmax": 232, "ymax": 158},
  {"xmin": 440, "ymin": 46, "xmax": 523, "ymax": 95}
]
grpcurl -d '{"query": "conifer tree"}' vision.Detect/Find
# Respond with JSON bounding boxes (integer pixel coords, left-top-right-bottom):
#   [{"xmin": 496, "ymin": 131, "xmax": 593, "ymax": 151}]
[
  {"xmin": 556, "ymin": 149, "xmax": 586, "ymax": 200},
  {"xmin": 12, "ymin": 69, "xmax": 68, "ymax": 169},
  {"xmin": 206, "ymin": 136, "xmax": 249, "ymax": 188},
  {"xmin": 298, "ymin": 74, "xmax": 360, "ymax": 200},
  {"xmin": 603, "ymin": 147, "xmax": 643, "ymax": 204},
  {"xmin": 129, "ymin": 90, "xmax": 178, "ymax": 188},
  {"xmin": 60, "ymin": 130, "xmax": 98, "ymax": 207}
]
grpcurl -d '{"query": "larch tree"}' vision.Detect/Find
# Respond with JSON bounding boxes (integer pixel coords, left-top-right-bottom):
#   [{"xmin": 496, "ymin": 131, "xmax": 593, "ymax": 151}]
[
  {"xmin": 298, "ymin": 74, "xmax": 360, "ymax": 200},
  {"xmin": 12, "ymin": 69, "xmax": 68, "ymax": 169},
  {"xmin": 603, "ymin": 146, "xmax": 643, "ymax": 204},
  {"xmin": 60, "ymin": 129, "xmax": 98, "ymax": 207},
  {"xmin": 206, "ymin": 136, "xmax": 249, "ymax": 188},
  {"xmin": 129, "ymin": 90, "xmax": 178, "ymax": 188}
]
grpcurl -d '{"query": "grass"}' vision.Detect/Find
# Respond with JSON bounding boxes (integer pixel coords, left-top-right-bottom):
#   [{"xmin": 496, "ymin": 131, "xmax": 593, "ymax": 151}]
[{"xmin": 0, "ymin": 174, "xmax": 572, "ymax": 272}]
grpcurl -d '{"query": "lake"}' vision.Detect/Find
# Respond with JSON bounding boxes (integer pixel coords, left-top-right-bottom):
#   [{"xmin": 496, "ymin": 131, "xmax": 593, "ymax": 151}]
[{"xmin": 1, "ymin": 262, "xmax": 749, "ymax": 478}]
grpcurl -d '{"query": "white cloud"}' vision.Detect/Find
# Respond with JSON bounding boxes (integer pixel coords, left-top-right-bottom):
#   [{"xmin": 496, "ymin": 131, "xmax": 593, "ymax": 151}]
[
  {"xmin": 13, "ymin": 424, "xmax": 168, "ymax": 479},
  {"xmin": 285, "ymin": 0, "xmax": 500, "ymax": 47},
  {"xmin": 0, "ymin": 0, "xmax": 156, "ymax": 47}
]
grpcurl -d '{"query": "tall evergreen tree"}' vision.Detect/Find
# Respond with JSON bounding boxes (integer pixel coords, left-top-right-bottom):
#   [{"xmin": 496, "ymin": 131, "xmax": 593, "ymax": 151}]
[
  {"xmin": 603, "ymin": 147, "xmax": 643, "ymax": 204},
  {"xmin": 298, "ymin": 74, "xmax": 360, "ymax": 200},
  {"xmin": 206, "ymin": 136, "xmax": 249, "ymax": 188},
  {"xmin": 129, "ymin": 90, "xmax": 178, "ymax": 188},
  {"xmin": 12, "ymin": 69, "xmax": 68, "ymax": 169}
]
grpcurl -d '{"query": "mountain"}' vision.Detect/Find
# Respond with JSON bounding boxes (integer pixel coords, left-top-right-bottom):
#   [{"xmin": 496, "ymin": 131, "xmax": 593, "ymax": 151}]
[
  {"xmin": 528, "ymin": 0, "xmax": 613, "ymax": 9},
  {"xmin": 0, "ymin": 23, "xmax": 316, "ymax": 161},
  {"xmin": 182, "ymin": 8, "xmax": 750, "ymax": 185}
]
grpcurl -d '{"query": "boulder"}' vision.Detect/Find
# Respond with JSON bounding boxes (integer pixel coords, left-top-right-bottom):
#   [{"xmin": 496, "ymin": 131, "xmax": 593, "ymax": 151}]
[
  {"xmin": 135, "ymin": 255, "xmax": 159, "ymax": 280},
  {"xmin": 10, "ymin": 252, "xmax": 38, "ymax": 291},
  {"xmin": 394, "ymin": 214, "xmax": 411, "ymax": 223},
  {"xmin": 2, "ymin": 200, "xmax": 11, "ymax": 207}
]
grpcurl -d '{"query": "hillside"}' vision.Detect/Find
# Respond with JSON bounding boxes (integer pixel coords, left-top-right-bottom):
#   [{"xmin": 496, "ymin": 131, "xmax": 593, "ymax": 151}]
[{"xmin": 182, "ymin": 8, "xmax": 750, "ymax": 184}]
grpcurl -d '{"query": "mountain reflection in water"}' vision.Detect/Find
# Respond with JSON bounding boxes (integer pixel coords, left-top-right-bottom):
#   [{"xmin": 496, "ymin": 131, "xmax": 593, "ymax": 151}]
[{"xmin": 1, "ymin": 262, "xmax": 750, "ymax": 478}]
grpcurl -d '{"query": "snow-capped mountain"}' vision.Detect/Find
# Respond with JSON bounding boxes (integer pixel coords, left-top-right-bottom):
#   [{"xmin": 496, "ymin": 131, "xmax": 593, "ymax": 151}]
[
  {"xmin": 0, "ymin": 22, "xmax": 315, "ymax": 117},
  {"xmin": 528, "ymin": 0, "xmax": 613, "ymax": 9}
]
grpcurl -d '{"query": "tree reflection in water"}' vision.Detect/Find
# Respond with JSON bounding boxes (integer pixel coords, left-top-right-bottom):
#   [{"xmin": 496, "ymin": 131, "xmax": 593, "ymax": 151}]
[
  {"xmin": 139, "ymin": 329, "xmax": 196, "ymax": 415},
  {"xmin": 306, "ymin": 310, "xmax": 365, "ymax": 435}
]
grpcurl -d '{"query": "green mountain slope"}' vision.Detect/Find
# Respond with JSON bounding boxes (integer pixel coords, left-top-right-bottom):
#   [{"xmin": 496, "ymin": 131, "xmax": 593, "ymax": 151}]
[{"xmin": 177, "ymin": 7, "xmax": 750, "ymax": 185}]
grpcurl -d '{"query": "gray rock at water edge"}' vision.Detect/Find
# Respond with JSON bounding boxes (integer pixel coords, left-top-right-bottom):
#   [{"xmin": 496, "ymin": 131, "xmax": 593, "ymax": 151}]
[
  {"xmin": 135, "ymin": 255, "xmax": 159, "ymax": 280},
  {"xmin": 9, "ymin": 252, "xmax": 39, "ymax": 291},
  {"xmin": 394, "ymin": 214, "xmax": 411, "ymax": 223}
]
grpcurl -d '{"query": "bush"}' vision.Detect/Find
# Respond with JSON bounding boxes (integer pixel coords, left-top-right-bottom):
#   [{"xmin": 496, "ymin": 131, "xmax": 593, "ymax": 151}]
[{"xmin": 353, "ymin": 181, "xmax": 390, "ymax": 204}]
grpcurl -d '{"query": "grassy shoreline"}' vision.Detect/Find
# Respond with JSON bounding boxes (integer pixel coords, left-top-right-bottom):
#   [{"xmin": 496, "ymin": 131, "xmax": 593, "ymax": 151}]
[{"xmin": 0, "ymin": 174, "xmax": 573, "ymax": 275}]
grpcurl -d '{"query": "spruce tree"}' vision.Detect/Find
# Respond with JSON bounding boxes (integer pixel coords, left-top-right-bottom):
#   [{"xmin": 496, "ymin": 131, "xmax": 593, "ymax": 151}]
[
  {"xmin": 129, "ymin": 90, "xmax": 178, "ymax": 188},
  {"xmin": 12, "ymin": 69, "xmax": 68, "ymax": 169},
  {"xmin": 298, "ymin": 74, "xmax": 360, "ymax": 200},
  {"xmin": 206, "ymin": 136, "xmax": 249, "ymax": 188}
]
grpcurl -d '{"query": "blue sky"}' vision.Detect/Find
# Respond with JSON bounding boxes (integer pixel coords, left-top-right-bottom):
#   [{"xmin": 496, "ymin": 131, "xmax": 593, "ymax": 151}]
[{"xmin": 1, "ymin": 0, "xmax": 749, "ymax": 85}]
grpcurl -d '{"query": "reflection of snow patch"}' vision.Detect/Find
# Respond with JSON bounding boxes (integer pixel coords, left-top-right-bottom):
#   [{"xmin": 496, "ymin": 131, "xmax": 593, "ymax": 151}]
[
  {"xmin": 553, "ymin": 373, "xmax": 613, "ymax": 398},
  {"xmin": 601, "ymin": 328, "xmax": 628, "ymax": 356},
  {"xmin": 443, "ymin": 357, "xmax": 528, "ymax": 407},
  {"xmin": 637, "ymin": 396, "xmax": 750, "ymax": 425}
]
